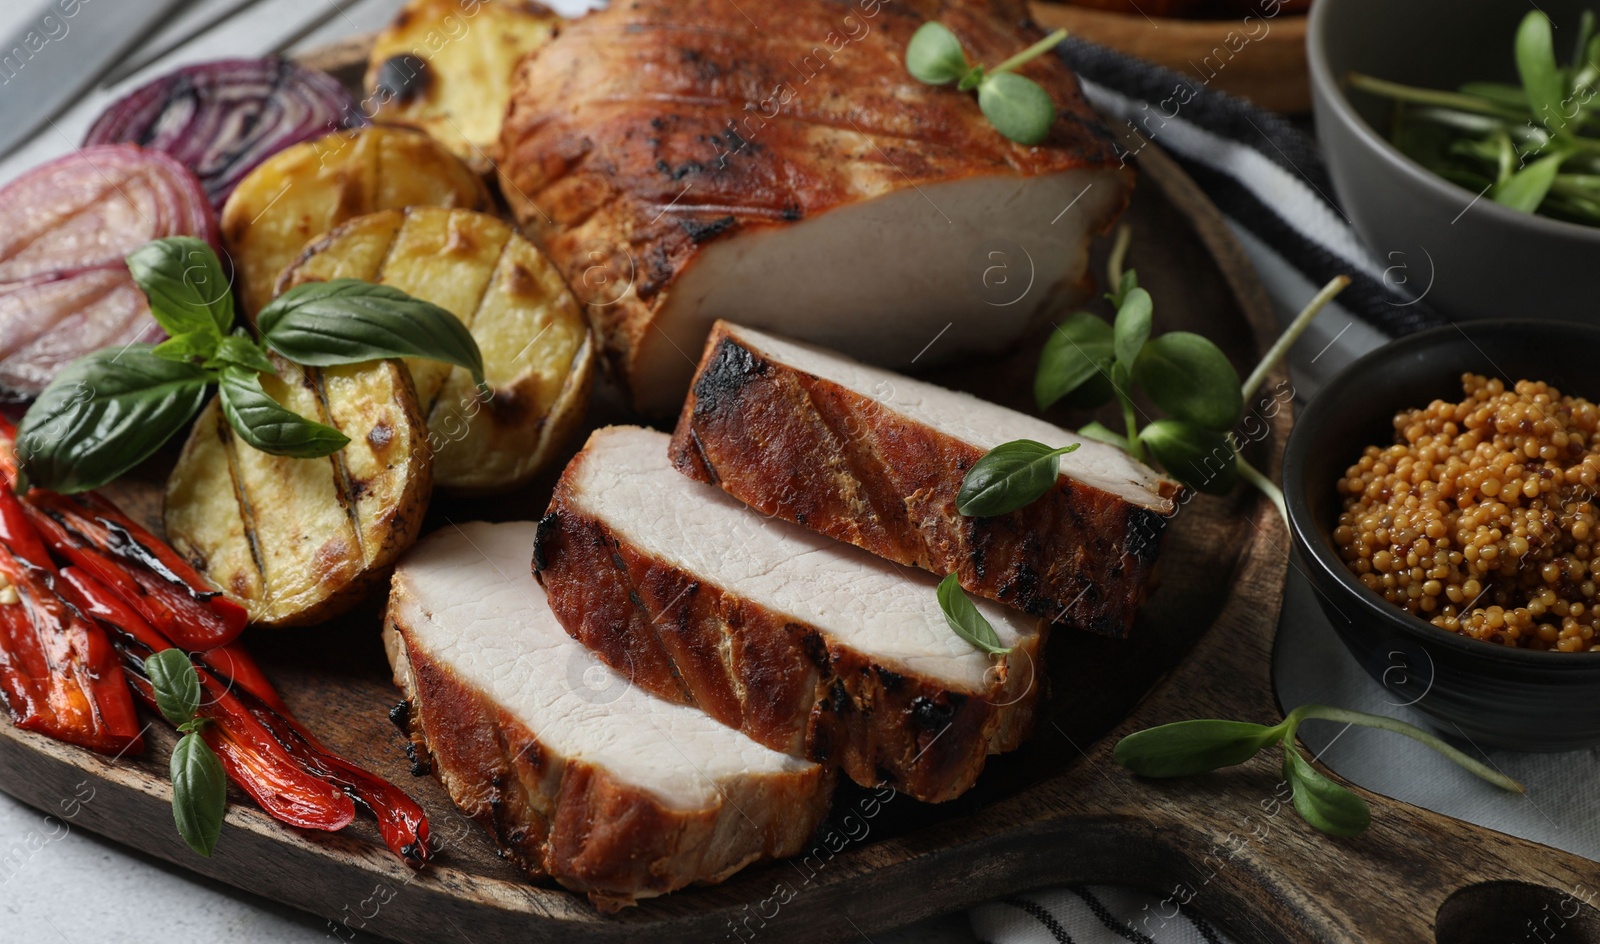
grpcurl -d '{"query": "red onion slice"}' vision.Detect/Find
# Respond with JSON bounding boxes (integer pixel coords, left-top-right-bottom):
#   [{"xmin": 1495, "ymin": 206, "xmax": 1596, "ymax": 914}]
[
  {"xmin": 85, "ymin": 57, "xmax": 362, "ymax": 209},
  {"xmin": 0, "ymin": 145, "xmax": 218, "ymax": 400}
]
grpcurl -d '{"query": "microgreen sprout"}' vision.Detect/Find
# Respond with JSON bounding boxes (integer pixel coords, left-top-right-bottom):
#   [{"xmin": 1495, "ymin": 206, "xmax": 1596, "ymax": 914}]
[{"xmin": 905, "ymin": 22, "xmax": 1068, "ymax": 145}]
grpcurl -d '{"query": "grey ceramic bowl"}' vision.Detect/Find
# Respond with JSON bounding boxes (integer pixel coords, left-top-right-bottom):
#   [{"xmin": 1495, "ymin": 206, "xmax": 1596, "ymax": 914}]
[
  {"xmin": 1308, "ymin": 0, "xmax": 1600, "ymax": 322},
  {"xmin": 1282, "ymin": 320, "xmax": 1600, "ymax": 753}
]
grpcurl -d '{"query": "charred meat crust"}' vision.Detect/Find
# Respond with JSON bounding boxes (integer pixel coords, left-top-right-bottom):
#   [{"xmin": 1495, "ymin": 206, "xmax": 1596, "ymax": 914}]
[
  {"xmin": 668, "ymin": 325, "xmax": 1173, "ymax": 637},
  {"xmin": 533, "ymin": 491, "xmax": 1044, "ymax": 804},
  {"xmin": 385, "ymin": 614, "xmax": 829, "ymax": 911}
]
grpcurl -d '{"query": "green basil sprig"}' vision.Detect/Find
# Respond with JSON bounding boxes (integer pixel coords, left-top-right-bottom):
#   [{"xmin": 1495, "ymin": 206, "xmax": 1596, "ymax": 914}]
[
  {"xmin": 217, "ymin": 368, "xmax": 349, "ymax": 458},
  {"xmin": 956, "ymin": 228, "xmax": 1350, "ymax": 522},
  {"xmin": 1114, "ymin": 704, "xmax": 1524, "ymax": 837},
  {"xmin": 145, "ymin": 648, "xmax": 228, "ymax": 857},
  {"xmin": 15, "ymin": 238, "xmax": 485, "ymax": 493},
  {"xmin": 905, "ymin": 23, "xmax": 1067, "ymax": 145},
  {"xmin": 937, "ymin": 573, "xmax": 1010, "ymax": 655},
  {"xmin": 956, "ymin": 440, "xmax": 1079, "ymax": 517},
  {"xmin": 1033, "ymin": 240, "xmax": 1244, "ymax": 492}
]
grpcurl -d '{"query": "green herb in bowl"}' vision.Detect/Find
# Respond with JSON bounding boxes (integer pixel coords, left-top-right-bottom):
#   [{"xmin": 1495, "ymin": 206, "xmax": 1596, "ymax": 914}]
[{"xmin": 1348, "ymin": 9, "xmax": 1600, "ymax": 227}]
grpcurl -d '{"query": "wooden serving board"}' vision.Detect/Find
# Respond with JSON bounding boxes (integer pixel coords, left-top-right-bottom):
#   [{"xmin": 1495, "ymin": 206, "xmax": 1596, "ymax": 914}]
[
  {"xmin": 2, "ymin": 42, "xmax": 1598, "ymax": 944},
  {"xmin": 1029, "ymin": 2, "xmax": 1311, "ymax": 114}
]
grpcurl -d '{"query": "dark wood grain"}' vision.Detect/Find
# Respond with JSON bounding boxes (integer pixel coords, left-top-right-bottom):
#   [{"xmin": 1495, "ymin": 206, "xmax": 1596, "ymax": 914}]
[
  {"xmin": 0, "ymin": 39, "xmax": 1595, "ymax": 944},
  {"xmin": 1028, "ymin": 2, "xmax": 1312, "ymax": 114}
]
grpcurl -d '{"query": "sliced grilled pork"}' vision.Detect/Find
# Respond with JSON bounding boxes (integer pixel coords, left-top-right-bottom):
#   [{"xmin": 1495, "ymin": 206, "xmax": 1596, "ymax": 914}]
[
  {"xmin": 534, "ymin": 426, "xmax": 1046, "ymax": 803},
  {"xmin": 498, "ymin": 0, "xmax": 1131, "ymax": 417},
  {"xmin": 671, "ymin": 322, "xmax": 1180, "ymax": 637},
  {"xmin": 384, "ymin": 521, "xmax": 830, "ymax": 910}
]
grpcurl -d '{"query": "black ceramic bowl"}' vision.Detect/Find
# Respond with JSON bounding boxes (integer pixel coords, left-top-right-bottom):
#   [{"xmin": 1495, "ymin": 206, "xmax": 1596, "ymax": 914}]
[
  {"xmin": 1309, "ymin": 0, "xmax": 1600, "ymax": 323},
  {"xmin": 1283, "ymin": 320, "xmax": 1600, "ymax": 752}
]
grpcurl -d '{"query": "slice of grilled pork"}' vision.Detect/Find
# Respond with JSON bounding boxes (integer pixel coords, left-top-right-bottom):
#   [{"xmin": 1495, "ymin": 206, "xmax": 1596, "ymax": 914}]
[
  {"xmin": 384, "ymin": 521, "xmax": 830, "ymax": 910},
  {"xmin": 534, "ymin": 426, "xmax": 1046, "ymax": 803},
  {"xmin": 498, "ymin": 0, "xmax": 1132, "ymax": 417},
  {"xmin": 671, "ymin": 322, "xmax": 1181, "ymax": 637}
]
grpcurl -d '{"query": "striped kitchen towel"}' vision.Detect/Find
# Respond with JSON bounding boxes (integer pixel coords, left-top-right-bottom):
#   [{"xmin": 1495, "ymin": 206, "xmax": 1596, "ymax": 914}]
[
  {"xmin": 970, "ymin": 886, "xmax": 1231, "ymax": 944},
  {"xmin": 1059, "ymin": 35, "xmax": 1446, "ymax": 341}
]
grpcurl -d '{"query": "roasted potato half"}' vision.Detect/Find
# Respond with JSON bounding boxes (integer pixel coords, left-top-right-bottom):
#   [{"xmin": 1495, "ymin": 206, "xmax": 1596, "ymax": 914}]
[
  {"xmin": 164, "ymin": 356, "xmax": 432, "ymax": 628},
  {"xmin": 365, "ymin": 0, "xmax": 559, "ymax": 171},
  {"xmin": 278, "ymin": 207, "xmax": 593, "ymax": 492},
  {"xmin": 221, "ymin": 125, "xmax": 490, "ymax": 316}
]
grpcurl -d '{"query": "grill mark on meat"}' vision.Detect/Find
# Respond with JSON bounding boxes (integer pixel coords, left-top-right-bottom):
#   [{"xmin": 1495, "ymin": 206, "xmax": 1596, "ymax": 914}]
[
  {"xmin": 679, "ymin": 215, "xmax": 737, "ymax": 243},
  {"xmin": 531, "ymin": 511, "xmax": 563, "ymax": 575},
  {"xmin": 671, "ymin": 323, "xmax": 1176, "ymax": 637},
  {"xmin": 691, "ymin": 336, "xmax": 767, "ymax": 417}
]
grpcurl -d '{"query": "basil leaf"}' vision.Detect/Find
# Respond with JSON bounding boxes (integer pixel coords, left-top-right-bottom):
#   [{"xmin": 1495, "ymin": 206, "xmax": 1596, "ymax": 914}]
[
  {"xmin": 906, "ymin": 22, "xmax": 969, "ymax": 85},
  {"xmin": 152, "ymin": 331, "xmax": 220, "ymax": 365},
  {"xmin": 258, "ymin": 280, "xmax": 484, "ymax": 385},
  {"xmin": 956, "ymin": 439, "xmax": 1080, "ymax": 517},
  {"xmin": 1035, "ymin": 312, "xmax": 1113, "ymax": 410},
  {"xmin": 977, "ymin": 72, "xmax": 1056, "ymax": 145},
  {"xmin": 206, "ymin": 333, "xmax": 276, "ymax": 376},
  {"xmin": 16, "ymin": 346, "xmax": 212, "ymax": 494},
  {"xmin": 1516, "ymin": 11, "xmax": 1567, "ymax": 137},
  {"xmin": 957, "ymin": 65, "xmax": 985, "ymax": 92},
  {"xmin": 217, "ymin": 369, "xmax": 349, "ymax": 459},
  {"xmin": 937, "ymin": 573, "xmax": 1010, "ymax": 655},
  {"xmin": 144, "ymin": 648, "xmax": 202, "ymax": 728},
  {"xmin": 1139, "ymin": 419, "xmax": 1237, "ymax": 495},
  {"xmin": 1112, "ymin": 287, "xmax": 1153, "ymax": 367},
  {"xmin": 1132, "ymin": 332, "xmax": 1243, "ymax": 432},
  {"xmin": 126, "ymin": 237, "xmax": 234, "ymax": 340},
  {"xmin": 1492, "ymin": 149, "xmax": 1568, "ymax": 213},
  {"xmin": 171, "ymin": 731, "xmax": 227, "ymax": 857},
  {"xmin": 1114, "ymin": 720, "xmax": 1282, "ymax": 778},
  {"xmin": 1283, "ymin": 745, "xmax": 1370, "ymax": 837}
]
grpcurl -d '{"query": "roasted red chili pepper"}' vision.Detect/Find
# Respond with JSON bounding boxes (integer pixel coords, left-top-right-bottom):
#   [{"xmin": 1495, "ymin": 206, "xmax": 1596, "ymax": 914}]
[
  {"xmin": 63, "ymin": 489, "xmax": 248, "ymax": 628},
  {"xmin": 0, "ymin": 590, "xmax": 48, "ymax": 732},
  {"xmin": 21, "ymin": 494, "xmax": 243, "ymax": 650},
  {"xmin": 118, "ymin": 638, "xmax": 356, "ymax": 832},
  {"xmin": 55, "ymin": 565, "xmax": 278, "ymax": 709},
  {"xmin": 0, "ymin": 486, "xmax": 51, "ymax": 571},
  {"xmin": 235, "ymin": 690, "xmax": 431, "ymax": 864},
  {"xmin": 0, "ymin": 544, "xmax": 142, "ymax": 755}
]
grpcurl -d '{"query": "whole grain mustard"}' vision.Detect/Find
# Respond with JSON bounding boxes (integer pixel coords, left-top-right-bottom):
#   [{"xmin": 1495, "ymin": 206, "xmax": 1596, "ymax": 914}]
[{"xmin": 1335, "ymin": 374, "xmax": 1600, "ymax": 652}]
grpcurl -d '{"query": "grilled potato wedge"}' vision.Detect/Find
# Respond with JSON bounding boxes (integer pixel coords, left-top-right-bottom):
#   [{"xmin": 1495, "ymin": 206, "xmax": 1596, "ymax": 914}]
[
  {"xmin": 365, "ymin": 0, "xmax": 559, "ymax": 171},
  {"xmin": 164, "ymin": 356, "xmax": 432, "ymax": 628},
  {"xmin": 221, "ymin": 126, "xmax": 489, "ymax": 316},
  {"xmin": 279, "ymin": 207, "xmax": 593, "ymax": 492}
]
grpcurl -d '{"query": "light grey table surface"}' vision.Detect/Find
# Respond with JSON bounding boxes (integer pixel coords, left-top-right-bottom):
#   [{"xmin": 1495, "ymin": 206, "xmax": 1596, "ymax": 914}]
[{"xmin": 2, "ymin": 2, "xmax": 1593, "ymax": 943}]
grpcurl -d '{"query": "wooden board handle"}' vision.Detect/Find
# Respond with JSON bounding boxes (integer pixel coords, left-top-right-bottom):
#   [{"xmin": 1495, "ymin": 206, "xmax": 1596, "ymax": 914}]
[{"xmin": 1071, "ymin": 506, "xmax": 1600, "ymax": 943}]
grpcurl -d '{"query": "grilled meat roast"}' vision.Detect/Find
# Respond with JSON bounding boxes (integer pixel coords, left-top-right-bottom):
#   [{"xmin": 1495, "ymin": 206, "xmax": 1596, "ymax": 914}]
[
  {"xmin": 534, "ymin": 426, "xmax": 1046, "ymax": 803},
  {"xmin": 672, "ymin": 322, "xmax": 1179, "ymax": 636},
  {"xmin": 498, "ymin": 0, "xmax": 1132, "ymax": 416},
  {"xmin": 386, "ymin": 521, "xmax": 831, "ymax": 910}
]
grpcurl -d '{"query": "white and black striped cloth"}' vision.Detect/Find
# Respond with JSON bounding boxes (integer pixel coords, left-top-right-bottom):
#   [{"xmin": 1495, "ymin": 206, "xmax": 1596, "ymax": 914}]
[
  {"xmin": 970, "ymin": 887, "xmax": 1230, "ymax": 944},
  {"xmin": 1059, "ymin": 36, "xmax": 1445, "ymax": 340}
]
